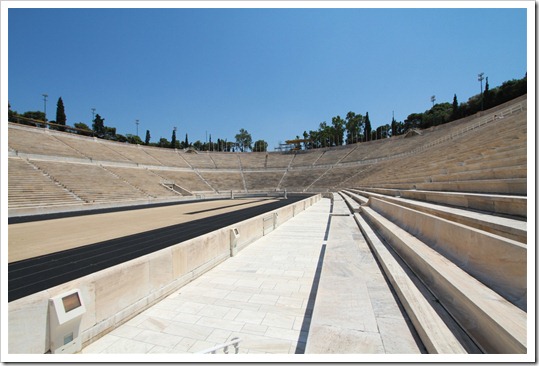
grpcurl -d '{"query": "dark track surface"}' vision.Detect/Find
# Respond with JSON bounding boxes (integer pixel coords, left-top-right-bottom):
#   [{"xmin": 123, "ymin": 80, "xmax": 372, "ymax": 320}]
[{"xmin": 8, "ymin": 195, "xmax": 312, "ymax": 302}]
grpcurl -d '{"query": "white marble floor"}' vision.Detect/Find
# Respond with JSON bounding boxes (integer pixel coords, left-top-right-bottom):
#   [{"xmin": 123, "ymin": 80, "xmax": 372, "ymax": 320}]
[
  {"xmin": 82, "ymin": 199, "xmax": 332, "ymax": 355},
  {"xmin": 81, "ymin": 197, "xmax": 423, "ymax": 357}
]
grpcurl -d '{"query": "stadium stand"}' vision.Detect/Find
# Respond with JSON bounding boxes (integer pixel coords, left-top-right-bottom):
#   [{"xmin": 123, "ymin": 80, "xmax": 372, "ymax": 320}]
[
  {"xmin": 28, "ymin": 160, "xmax": 150, "ymax": 203},
  {"xmin": 8, "ymin": 156, "xmax": 83, "ymax": 208},
  {"xmin": 7, "ymin": 95, "xmax": 528, "ymax": 354},
  {"xmin": 142, "ymin": 147, "xmax": 192, "ymax": 168}
]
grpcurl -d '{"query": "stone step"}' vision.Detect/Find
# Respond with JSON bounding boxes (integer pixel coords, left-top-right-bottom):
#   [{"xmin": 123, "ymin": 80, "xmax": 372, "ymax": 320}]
[
  {"xmin": 415, "ymin": 178, "xmax": 526, "ymax": 195},
  {"xmin": 346, "ymin": 189, "xmax": 526, "ymax": 244},
  {"xmin": 360, "ymin": 205, "xmax": 527, "ymax": 353},
  {"xmin": 355, "ymin": 187, "xmax": 527, "ymax": 219},
  {"xmin": 368, "ymin": 197, "xmax": 526, "ymax": 309},
  {"xmin": 353, "ymin": 213, "xmax": 480, "ymax": 354}
]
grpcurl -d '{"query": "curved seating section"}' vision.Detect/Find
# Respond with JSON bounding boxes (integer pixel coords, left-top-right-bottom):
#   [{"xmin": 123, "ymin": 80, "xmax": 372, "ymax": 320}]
[
  {"xmin": 179, "ymin": 151, "xmax": 215, "ymax": 169},
  {"xmin": 198, "ymin": 171, "xmax": 245, "ymax": 192},
  {"xmin": 8, "ymin": 96, "xmax": 527, "ymax": 208},
  {"xmin": 237, "ymin": 152, "xmax": 267, "ymax": 169},
  {"xmin": 8, "ymin": 157, "xmax": 82, "ymax": 208},
  {"xmin": 8, "ymin": 127, "xmax": 87, "ymax": 159},
  {"xmin": 29, "ymin": 160, "xmax": 150, "ymax": 203},
  {"xmin": 208, "ymin": 152, "xmax": 241, "ymax": 169},
  {"xmin": 140, "ymin": 147, "xmax": 191, "ymax": 168},
  {"xmin": 105, "ymin": 166, "xmax": 180, "ymax": 198},
  {"xmin": 265, "ymin": 152, "xmax": 295, "ymax": 168},
  {"xmin": 242, "ymin": 170, "xmax": 285, "ymax": 191},
  {"xmin": 51, "ymin": 133, "xmax": 133, "ymax": 163}
]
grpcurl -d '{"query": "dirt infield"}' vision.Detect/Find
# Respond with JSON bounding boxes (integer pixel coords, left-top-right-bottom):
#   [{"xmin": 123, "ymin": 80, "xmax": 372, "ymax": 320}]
[{"xmin": 8, "ymin": 198, "xmax": 277, "ymax": 263}]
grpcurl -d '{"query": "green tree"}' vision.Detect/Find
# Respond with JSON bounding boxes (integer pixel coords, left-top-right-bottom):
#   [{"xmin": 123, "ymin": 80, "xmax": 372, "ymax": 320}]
[
  {"xmin": 345, "ymin": 111, "xmax": 363, "ymax": 144},
  {"xmin": 225, "ymin": 141, "xmax": 235, "ymax": 152},
  {"xmin": 171, "ymin": 129, "xmax": 177, "ymax": 149},
  {"xmin": 157, "ymin": 137, "xmax": 170, "ymax": 148},
  {"xmin": 253, "ymin": 139, "xmax": 268, "ymax": 152},
  {"xmin": 116, "ymin": 134, "xmax": 128, "ymax": 143},
  {"xmin": 364, "ymin": 112, "xmax": 372, "ymax": 142},
  {"xmin": 92, "ymin": 114, "xmax": 105, "ymax": 136},
  {"xmin": 192, "ymin": 140, "xmax": 203, "ymax": 150},
  {"xmin": 8, "ymin": 102, "xmax": 18, "ymax": 122},
  {"xmin": 184, "ymin": 133, "xmax": 189, "ymax": 147},
  {"xmin": 126, "ymin": 134, "xmax": 143, "ymax": 144},
  {"xmin": 423, "ymin": 102, "xmax": 452, "ymax": 128},
  {"xmin": 21, "ymin": 111, "xmax": 46, "ymax": 127},
  {"xmin": 55, "ymin": 97, "xmax": 66, "ymax": 131},
  {"xmin": 451, "ymin": 94, "xmax": 459, "ymax": 120},
  {"xmin": 103, "ymin": 126, "xmax": 117, "ymax": 140},
  {"xmin": 483, "ymin": 77, "xmax": 492, "ymax": 110},
  {"xmin": 235, "ymin": 128, "xmax": 252, "ymax": 152},
  {"xmin": 145, "ymin": 130, "xmax": 151, "ymax": 145},
  {"xmin": 374, "ymin": 124, "xmax": 390, "ymax": 140},
  {"xmin": 74, "ymin": 122, "xmax": 92, "ymax": 136},
  {"xmin": 331, "ymin": 116, "xmax": 345, "ymax": 146},
  {"xmin": 404, "ymin": 112, "xmax": 422, "ymax": 131}
]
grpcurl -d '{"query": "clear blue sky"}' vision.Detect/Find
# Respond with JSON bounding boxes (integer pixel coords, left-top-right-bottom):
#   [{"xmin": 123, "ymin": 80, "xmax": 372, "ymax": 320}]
[{"xmin": 7, "ymin": 4, "xmax": 528, "ymax": 149}]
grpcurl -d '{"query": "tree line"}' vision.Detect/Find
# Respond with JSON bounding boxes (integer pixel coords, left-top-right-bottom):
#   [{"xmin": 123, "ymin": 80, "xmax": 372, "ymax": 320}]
[
  {"xmin": 294, "ymin": 74, "xmax": 526, "ymax": 150},
  {"xmin": 8, "ymin": 74, "xmax": 525, "ymax": 153},
  {"xmin": 8, "ymin": 100, "xmax": 270, "ymax": 152}
]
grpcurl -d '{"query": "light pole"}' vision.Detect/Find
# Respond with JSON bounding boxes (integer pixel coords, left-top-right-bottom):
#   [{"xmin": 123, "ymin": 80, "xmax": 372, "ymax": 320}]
[
  {"xmin": 42, "ymin": 94, "xmax": 48, "ymax": 121},
  {"xmin": 135, "ymin": 119, "xmax": 139, "ymax": 137},
  {"xmin": 431, "ymin": 95, "xmax": 436, "ymax": 108},
  {"xmin": 91, "ymin": 108, "xmax": 96, "ymax": 124},
  {"xmin": 478, "ymin": 72, "xmax": 485, "ymax": 110}
]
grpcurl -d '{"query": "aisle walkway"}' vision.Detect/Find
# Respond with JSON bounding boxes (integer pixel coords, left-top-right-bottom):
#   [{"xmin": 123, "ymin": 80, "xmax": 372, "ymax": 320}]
[{"xmin": 81, "ymin": 197, "xmax": 422, "ymax": 355}]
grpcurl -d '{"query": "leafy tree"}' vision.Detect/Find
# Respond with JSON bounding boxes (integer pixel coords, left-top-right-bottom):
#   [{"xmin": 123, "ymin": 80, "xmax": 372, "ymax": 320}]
[
  {"xmin": 373, "ymin": 124, "xmax": 390, "ymax": 140},
  {"xmin": 145, "ymin": 130, "xmax": 151, "ymax": 145},
  {"xmin": 392, "ymin": 119, "xmax": 405, "ymax": 136},
  {"xmin": 364, "ymin": 112, "xmax": 372, "ymax": 141},
  {"xmin": 22, "ymin": 111, "xmax": 47, "ymax": 127},
  {"xmin": 55, "ymin": 97, "xmax": 66, "ymax": 131},
  {"xmin": 253, "ymin": 139, "xmax": 268, "ymax": 152},
  {"xmin": 345, "ymin": 111, "xmax": 363, "ymax": 144},
  {"xmin": 8, "ymin": 102, "xmax": 22, "ymax": 123},
  {"xmin": 74, "ymin": 122, "xmax": 92, "ymax": 136},
  {"xmin": 74, "ymin": 122, "xmax": 90, "ymax": 130},
  {"xmin": 192, "ymin": 140, "xmax": 203, "ymax": 150},
  {"xmin": 157, "ymin": 137, "xmax": 170, "ymax": 148},
  {"xmin": 103, "ymin": 126, "xmax": 117, "ymax": 140},
  {"xmin": 225, "ymin": 141, "xmax": 235, "ymax": 152},
  {"xmin": 116, "ymin": 134, "xmax": 128, "ymax": 143},
  {"xmin": 404, "ymin": 112, "xmax": 423, "ymax": 131},
  {"xmin": 331, "ymin": 116, "xmax": 345, "ymax": 146},
  {"xmin": 235, "ymin": 128, "xmax": 252, "ymax": 152},
  {"xmin": 423, "ymin": 103, "xmax": 453, "ymax": 128},
  {"xmin": 92, "ymin": 114, "xmax": 105, "ymax": 136},
  {"xmin": 125, "ymin": 134, "xmax": 143, "ymax": 144}
]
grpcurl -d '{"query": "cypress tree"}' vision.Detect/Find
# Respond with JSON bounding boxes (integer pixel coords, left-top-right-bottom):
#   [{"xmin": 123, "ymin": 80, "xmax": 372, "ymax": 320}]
[
  {"xmin": 171, "ymin": 129, "xmax": 177, "ymax": 148},
  {"xmin": 451, "ymin": 94, "xmax": 459, "ymax": 120},
  {"xmin": 55, "ymin": 97, "xmax": 66, "ymax": 131},
  {"xmin": 145, "ymin": 130, "xmax": 151, "ymax": 145},
  {"xmin": 364, "ymin": 112, "xmax": 372, "ymax": 141}
]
